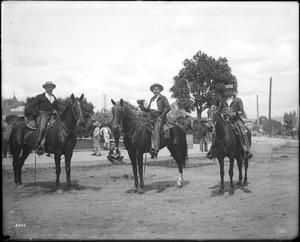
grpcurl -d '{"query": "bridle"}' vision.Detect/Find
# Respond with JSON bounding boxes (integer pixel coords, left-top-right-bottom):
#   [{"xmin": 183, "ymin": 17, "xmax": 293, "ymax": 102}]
[
  {"xmin": 57, "ymin": 99, "xmax": 84, "ymax": 133},
  {"xmin": 113, "ymin": 105, "xmax": 135, "ymax": 138}
]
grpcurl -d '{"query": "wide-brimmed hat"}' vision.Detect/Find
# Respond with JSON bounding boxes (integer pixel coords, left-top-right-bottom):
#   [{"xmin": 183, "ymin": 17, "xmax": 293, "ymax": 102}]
[
  {"xmin": 42, "ymin": 81, "xmax": 56, "ymax": 89},
  {"xmin": 225, "ymin": 84, "xmax": 234, "ymax": 90},
  {"xmin": 94, "ymin": 120, "xmax": 100, "ymax": 126},
  {"xmin": 150, "ymin": 83, "xmax": 164, "ymax": 92}
]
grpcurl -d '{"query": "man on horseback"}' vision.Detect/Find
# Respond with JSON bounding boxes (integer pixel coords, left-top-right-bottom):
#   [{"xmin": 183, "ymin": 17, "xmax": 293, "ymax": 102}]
[
  {"xmin": 27, "ymin": 81, "xmax": 59, "ymax": 155},
  {"xmin": 138, "ymin": 83, "xmax": 171, "ymax": 159},
  {"xmin": 206, "ymin": 84, "xmax": 253, "ymax": 160}
]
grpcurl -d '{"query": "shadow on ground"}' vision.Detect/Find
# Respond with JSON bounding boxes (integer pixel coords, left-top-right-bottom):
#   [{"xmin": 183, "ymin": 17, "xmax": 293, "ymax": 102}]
[
  {"xmin": 24, "ymin": 180, "xmax": 102, "ymax": 194},
  {"xmin": 209, "ymin": 180, "xmax": 251, "ymax": 197},
  {"xmin": 126, "ymin": 180, "xmax": 190, "ymax": 194}
]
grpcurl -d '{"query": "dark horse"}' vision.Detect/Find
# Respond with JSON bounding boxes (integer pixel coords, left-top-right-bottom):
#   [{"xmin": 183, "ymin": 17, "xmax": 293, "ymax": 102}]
[
  {"xmin": 111, "ymin": 99, "xmax": 188, "ymax": 194},
  {"xmin": 208, "ymin": 106, "xmax": 251, "ymax": 195},
  {"xmin": 9, "ymin": 94, "xmax": 85, "ymax": 188}
]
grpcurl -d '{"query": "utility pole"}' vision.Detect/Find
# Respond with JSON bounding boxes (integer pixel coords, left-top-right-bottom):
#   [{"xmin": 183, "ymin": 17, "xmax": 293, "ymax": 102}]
[
  {"xmin": 256, "ymin": 95, "xmax": 259, "ymax": 133},
  {"xmin": 268, "ymin": 77, "xmax": 272, "ymax": 137}
]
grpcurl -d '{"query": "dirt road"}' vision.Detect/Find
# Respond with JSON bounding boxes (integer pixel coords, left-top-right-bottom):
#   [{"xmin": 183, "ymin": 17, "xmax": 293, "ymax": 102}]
[{"xmin": 2, "ymin": 141, "xmax": 298, "ymax": 240}]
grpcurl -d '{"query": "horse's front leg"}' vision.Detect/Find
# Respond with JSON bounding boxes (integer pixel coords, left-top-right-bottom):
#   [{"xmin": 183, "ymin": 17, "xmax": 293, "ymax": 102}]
[
  {"xmin": 218, "ymin": 156, "xmax": 225, "ymax": 195},
  {"xmin": 136, "ymin": 151, "xmax": 144, "ymax": 194},
  {"xmin": 128, "ymin": 151, "xmax": 139, "ymax": 192},
  {"xmin": 243, "ymin": 158, "xmax": 249, "ymax": 186},
  {"xmin": 236, "ymin": 155, "xmax": 243, "ymax": 186},
  {"xmin": 228, "ymin": 156, "xmax": 235, "ymax": 195},
  {"xmin": 54, "ymin": 154, "xmax": 61, "ymax": 187},
  {"xmin": 64, "ymin": 151, "xmax": 73, "ymax": 187}
]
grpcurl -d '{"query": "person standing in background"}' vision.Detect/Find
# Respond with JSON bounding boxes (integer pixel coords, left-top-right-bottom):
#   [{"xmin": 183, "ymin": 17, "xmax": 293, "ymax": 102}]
[
  {"xmin": 198, "ymin": 119, "xmax": 209, "ymax": 152},
  {"xmin": 91, "ymin": 120, "xmax": 101, "ymax": 156},
  {"xmin": 100, "ymin": 124, "xmax": 112, "ymax": 150}
]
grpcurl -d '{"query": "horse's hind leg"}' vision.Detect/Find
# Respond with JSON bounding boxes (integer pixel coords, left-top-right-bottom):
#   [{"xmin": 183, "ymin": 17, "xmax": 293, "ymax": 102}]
[
  {"xmin": 13, "ymin": 146, "xmax": 31, "ymax": 187},
  {"xmin": 12, "ymin": 147, "xmax": 22, "ymax": 186},
  {"xmin": 168, "ymin": 145, "xmax": 183, "ymax": 187}
]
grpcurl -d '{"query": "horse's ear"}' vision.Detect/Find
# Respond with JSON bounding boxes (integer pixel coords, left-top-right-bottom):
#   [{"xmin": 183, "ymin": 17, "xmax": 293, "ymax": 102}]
[
  {"xmin": 120, "ymin": 98, "xmax": 124, "ymax": 107},
  {"xmin": 111, "ymin": 99, "xmax": 116, "ymax": 106},
  {"xmin": 79, "ymin": 94, "xmax": 84, "ymax": 101},
  {"xmin": 71, "ymin": 94, "xmax": 75, "ymax": 102}
]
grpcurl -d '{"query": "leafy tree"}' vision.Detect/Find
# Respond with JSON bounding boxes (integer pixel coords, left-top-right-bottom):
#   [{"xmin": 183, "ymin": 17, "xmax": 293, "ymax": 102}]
[
  {"xmin": 170, "ymin": 51, "xmax": 237, "ymax": 121},
  {"xmin": 252, "ymin": 116, "xmax": 282, "ymax": 133},
  {"xmin": 283, "ymin": 111, "xmax": 297, "ymax": 128},
  {"xmin": 24, "ymin": 95, "xmax": 94, "ymax": 120},
  {"xmin": 93, "ymin": 108, "xmax": 113, "ymax": 128},
  {"xmin": 23, "ymin": 95, "xmax": 94, "ymax": 137},
  {"xmin": 168, "ymin": 102, "xmax": 188, "ymax": 120}
]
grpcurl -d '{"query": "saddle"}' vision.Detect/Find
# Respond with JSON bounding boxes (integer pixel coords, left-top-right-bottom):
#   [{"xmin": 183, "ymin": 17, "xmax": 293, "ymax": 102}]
[{"xmin": 161, "ymin": 120, "xmax": 173, "ymax": 140}]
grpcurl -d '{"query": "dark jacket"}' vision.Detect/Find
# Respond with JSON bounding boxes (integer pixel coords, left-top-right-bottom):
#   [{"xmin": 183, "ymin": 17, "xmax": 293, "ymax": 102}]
[
  {"xmin": 219, "ymin": 95, "xmax": 244, "ymax": 117},
  {"xmin": 142, "ymin": 94, "xmax": 171, "ymax": 118},
  {"xmin": 28, "ymin": 92, "xmax": 59, "ymax": 118}
]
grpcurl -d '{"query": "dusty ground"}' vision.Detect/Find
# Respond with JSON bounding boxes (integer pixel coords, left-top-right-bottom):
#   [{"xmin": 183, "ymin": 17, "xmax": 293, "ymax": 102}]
[{"xmin": 2, "ymin": 141, "xmax": 299, "ymax": 240}]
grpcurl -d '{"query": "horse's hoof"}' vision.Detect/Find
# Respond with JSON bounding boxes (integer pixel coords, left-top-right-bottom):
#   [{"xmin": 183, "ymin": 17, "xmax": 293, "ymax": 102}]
[
  {"xmin": 15, "ymin": 184, "xmax": 24, "ymax": 189},
  {"xmin": 55, "ymin": 182, "xmax": 60, "ymax": 187},
  {"xmin": 229, "ymin": 189, "xmax": 234, "ymax": 195},
  {"xmin": 66, "ymin": 183, "xmax": 71, "ymax": 188},
  {"xmin": 218, "ymin": 189, "xmax": 224, "ymax": 196},
  {"xmin": 237, "ymin": 181, "xmax": 242, "ymax": 186},
  {"xmin": 133, "ymin": 187, "xmax": 138, "ymax": 193},
  {"xmin": 137, "ymin": 188, "xmax": 144, "ymax": 194},
  {"xmin": 176, "ymin": 182, "xmax": 182, "ymax": 188},
  {"xmin": 243, "ymin": 181, "xmax": 248, "ymax": 186}
]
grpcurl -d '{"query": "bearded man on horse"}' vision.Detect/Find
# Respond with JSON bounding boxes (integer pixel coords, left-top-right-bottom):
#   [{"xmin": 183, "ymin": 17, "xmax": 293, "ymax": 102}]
[{"xmin": 206, "ymin": 84, "xmax": 253, "ymax": 160}]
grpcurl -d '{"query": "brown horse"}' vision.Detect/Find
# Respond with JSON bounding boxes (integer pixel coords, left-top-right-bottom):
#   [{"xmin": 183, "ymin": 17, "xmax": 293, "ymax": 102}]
[
  {"xmin": 9, "ymin": 94, "xmax": 85, "ymax": 188},
  {"xmin": 208, "ymin": 105, "xmax": 251, "ymax": 195},
  {"xmin": 111, "ymin": 99, "xmax": 188, "ymax": 194}
]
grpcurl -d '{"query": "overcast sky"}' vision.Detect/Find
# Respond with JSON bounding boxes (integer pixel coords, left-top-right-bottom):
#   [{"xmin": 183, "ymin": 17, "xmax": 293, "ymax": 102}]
[{"xmin": 2, "ymin": 1, "xmax": 299, "ymax": 119}]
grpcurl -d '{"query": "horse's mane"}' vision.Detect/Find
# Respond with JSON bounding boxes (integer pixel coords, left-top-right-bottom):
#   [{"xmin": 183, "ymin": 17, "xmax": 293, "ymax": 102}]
[{"xmin": 60, "ymin": 103, "xmax": 71, "ymax": 121}]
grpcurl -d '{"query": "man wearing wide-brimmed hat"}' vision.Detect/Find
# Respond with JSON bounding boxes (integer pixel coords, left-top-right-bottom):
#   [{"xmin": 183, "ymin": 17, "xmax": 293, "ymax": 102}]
[
  {"xmin": 206, "ymin": 83, "xmax": 253, "ymax": 160},
  {"xmin": 27, "ymin": 81, "xmax": 59, "ymax": 155},
  {"xmin": 138, "ymin": 83, "xmax": 171, "ymax": 159}
]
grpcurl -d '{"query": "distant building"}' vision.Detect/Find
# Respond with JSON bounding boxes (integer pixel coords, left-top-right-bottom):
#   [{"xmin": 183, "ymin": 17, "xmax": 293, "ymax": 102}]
[{"xmin": 2, "ymin": 94, "xmax": 25, "ymax": 120}]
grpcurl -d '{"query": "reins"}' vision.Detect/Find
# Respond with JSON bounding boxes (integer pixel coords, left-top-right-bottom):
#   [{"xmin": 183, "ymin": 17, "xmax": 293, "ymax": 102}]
[
  {"xmin": 50, "ymin": 101, "xmax": 83, "ymax": 160},
  {"xmin": 215, "ymin": 116, "xmax": 228, "ymax": 143},
  {"xmin": 210, "ymin": 107, "xmax": 228, "ymax": 144}
]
